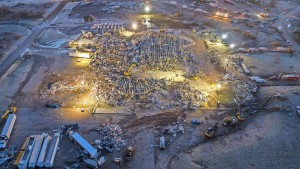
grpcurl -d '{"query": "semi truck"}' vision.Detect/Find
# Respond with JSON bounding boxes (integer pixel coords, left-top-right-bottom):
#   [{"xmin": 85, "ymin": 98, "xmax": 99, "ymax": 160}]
[{"xmin": 0, "ymin": 114, "xmax": 16, "ymax": 149}]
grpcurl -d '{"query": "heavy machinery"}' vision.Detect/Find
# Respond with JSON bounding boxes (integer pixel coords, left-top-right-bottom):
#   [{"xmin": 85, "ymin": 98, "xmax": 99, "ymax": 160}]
[
  {"xmin": 124, "ymin": 146, "xmax": 134, "ymax": 160},
  {"xmin": 236, "ymin": 112, "xmax": 245, "ymax": 121},
  {"xmin": 160, "ymin": 27, "xmax": 166, "ymax": 33},
  {"xmin": 2, "ymin": 107, "xmax": 17, "ymax": 119},
  {"xmin": 204, "ymin": 124, "xmax": 218, "ymax": 138},
  {"xmin": 124, "ymin": 63, "xmax": 136, "ymax": 76},
  {"xmin": 222, "ymin": 116, "xmax": 238, "ymax": 126},
  {"xmin": 243, "ymin": 31, "xmax": 256, "ymax": 39}
]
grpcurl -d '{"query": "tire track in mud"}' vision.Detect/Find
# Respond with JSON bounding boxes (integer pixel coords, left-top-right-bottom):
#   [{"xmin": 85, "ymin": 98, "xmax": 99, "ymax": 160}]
[{"xmin": 13, "ymin": 55, "xmax": 54, "ymax": 107}]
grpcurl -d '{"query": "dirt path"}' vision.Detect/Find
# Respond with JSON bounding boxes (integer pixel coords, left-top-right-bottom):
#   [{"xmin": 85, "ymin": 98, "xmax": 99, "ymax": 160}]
[{"xmin": 0, "ymin": 0, "xmax": 70, "ymax": 78}]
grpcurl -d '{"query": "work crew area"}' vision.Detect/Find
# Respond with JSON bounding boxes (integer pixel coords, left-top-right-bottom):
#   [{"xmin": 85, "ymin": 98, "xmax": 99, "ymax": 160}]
[{"xmin": 0, "ymin": 0, "xmax": 300, "ymax": 168}]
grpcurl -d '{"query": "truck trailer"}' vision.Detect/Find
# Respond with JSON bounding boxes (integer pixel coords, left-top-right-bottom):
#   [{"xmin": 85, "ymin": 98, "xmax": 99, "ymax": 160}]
[
  {"xmin": 70, "ymin": 132, "xmax": 98, "ymax": 158},
  {"xmin": 0, "ymin": 114, "xmax": 16, "ymax": 149}
]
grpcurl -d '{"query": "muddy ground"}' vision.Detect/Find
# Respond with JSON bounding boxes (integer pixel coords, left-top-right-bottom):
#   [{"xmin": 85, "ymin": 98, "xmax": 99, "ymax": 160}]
[{"xmin": 0, "ymin": 0, "xmax": 300, "ymax": 169}]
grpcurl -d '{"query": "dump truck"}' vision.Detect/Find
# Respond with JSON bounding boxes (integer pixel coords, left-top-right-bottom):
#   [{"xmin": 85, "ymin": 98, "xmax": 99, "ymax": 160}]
[{"xmin": 0, "ymin": 114, "xmax": 16, "ymax": 149}]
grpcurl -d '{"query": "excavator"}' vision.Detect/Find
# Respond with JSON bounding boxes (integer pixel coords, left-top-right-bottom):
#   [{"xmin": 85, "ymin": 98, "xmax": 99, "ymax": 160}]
[
  {"xmin": 2, "ymin": 107, "xmax": 17, "ymax": 119},
  {"xmin": 124, "ymin": 63, "xmax": 136, "ymax": 76},
  {"xmin": 1, "ymin": 106, "xmax": 17, "ymax": 125}
]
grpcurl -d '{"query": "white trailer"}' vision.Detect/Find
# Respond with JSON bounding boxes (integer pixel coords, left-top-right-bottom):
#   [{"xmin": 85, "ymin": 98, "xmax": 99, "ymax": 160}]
[
  {"xmin": 44, "ymin": 133, "xmax": 60, "ymax": 168},
  {"xmin": 28, "ymin": 135, "xmax": 44, "ymax": 167},
  {"xmin": 0, "ymin": 114, "xmax": 16, "ymax": 149},
  {"xmin": 37, "ymin": 135, "xmax": 52, "ymax": 167},
  {"xmin": 159, "ymin": 135, "xmax": 166, "ymax": 150},
  {"xmin": 18, "ymin": 136, "xmax": 36, "ymax": 169},
  {"xmin": 71, "ymin": 132, "xmax": 98, "ymax": 158}
]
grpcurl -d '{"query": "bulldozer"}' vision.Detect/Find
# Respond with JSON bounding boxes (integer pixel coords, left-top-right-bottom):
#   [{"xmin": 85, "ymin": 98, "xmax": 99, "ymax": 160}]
[
  {"xmin": 124, "ymin": 63, "xmax": 136, "ymax": 76},
  {"xmin": 204, "ymin": 124, "xmax": 218, "ymax": 138}
]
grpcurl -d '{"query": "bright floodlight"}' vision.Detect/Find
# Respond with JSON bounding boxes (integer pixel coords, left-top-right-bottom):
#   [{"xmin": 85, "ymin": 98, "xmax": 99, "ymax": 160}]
[
  {"xmin": 230, "ymin": 43, "xmax": 235, "ymax": 48},
  {"xmin": 217, "ymin": 84, "xmax": 221, "ymax": 89},
  {"xmin": 145, "ymin": 5, "xmax": 151, "ymax": 13},
  {"xmin": 221, "ymin": 34, "xmax": 227, "ymax": 39},
  {"xmin": 132, "ymin": 23, "xmax": 138, "ymax": 30}
]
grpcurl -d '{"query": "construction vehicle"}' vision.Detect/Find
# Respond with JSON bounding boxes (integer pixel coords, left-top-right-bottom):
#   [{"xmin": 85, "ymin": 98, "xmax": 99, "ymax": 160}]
[
  {"xmin": 124, "ymin": 146, "xmax": 134, "ymax": 160},
  {"xmin": 243, "ymin": 31, "xmax": 256, "ymax": 39},
  {"xmin": 236, "ymin": 112, "xmax": 245, "ymax": 121},
  {"xmin": 204, "ymin": 124, "xmax": 218, "ymax": 138},
  {"xmin": 160, "ymin": 27, "xmax": 166, "ymax": 33},
  {"xmin": 222, "ymin": 116, "xmax": 238, "ymax": 126},
  {"xmin": 2, "ymin": 107, "xmax": 17, "ymax": 119},
  {"xmin": 124, "ymin": 63, "xmax": 136, "ymax": 76}
]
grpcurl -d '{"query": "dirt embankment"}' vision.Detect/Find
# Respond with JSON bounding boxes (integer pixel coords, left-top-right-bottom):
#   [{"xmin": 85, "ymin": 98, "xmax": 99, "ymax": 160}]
[{"xmin": 0, "ymin": 2, "xmax": 54, "ymax": 20}]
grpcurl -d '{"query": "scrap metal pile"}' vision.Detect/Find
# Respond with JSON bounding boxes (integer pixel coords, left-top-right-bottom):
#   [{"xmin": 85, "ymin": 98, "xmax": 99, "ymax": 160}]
[
  {"xmin": 223, "ymin": 74, "xmax": 257, "ymax": 105},
  {"xmin": 88, "ymin": 30, "xmax": 206, "ymax": 109},
  {"xmin": 93, "ymin": 124, "xmax": 126, "ymax": 152},
  {"xmin": 0, "ymin": 147, "xmax": 14, "ymax": 168},
  {"xmin": 101, "ymin": 1, "xmax": 142, "ymax": 13}
]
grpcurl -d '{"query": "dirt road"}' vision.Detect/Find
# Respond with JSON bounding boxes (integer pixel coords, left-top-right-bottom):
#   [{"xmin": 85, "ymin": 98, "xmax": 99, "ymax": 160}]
[{"xmin": 0, "ymin": 0, "xmax": 70, "ymax": 78}]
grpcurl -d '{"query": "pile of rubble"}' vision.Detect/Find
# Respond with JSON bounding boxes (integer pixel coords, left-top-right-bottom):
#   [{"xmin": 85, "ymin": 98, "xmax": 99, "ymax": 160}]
[
  {"xmin": 83, "ymin": 30, "xmax": 206, "ymax": 109},
  {"xmin": 0, "ymin": 147, "xmax": 14, "ymax": 168},
  {"xmin": 42, "ymin": 80, "xmax": 75, "ymax": 95},
  {"xmin": 91, "ymin": 23, "xmax": 124, "ymax": 32},
  {"xmin": 223, "ymin": 74, "xmax": 257, "ymax": 105},
  {"xmin": 101, "ymin": 1, "xmax": 142, "ymax": 13},
  {"xmin": 94, "ymin": 124, "xmax": 126, "ymax": 152},
  {"xmin": 193, "ymin": 28, "xmax": 222, "ymax": 43}
]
